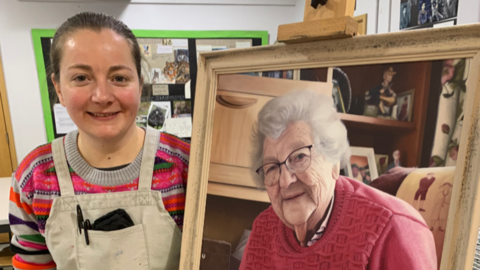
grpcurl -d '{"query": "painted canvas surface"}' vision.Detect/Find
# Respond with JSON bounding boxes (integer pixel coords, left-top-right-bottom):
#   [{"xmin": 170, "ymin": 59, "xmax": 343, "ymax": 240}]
[{"xmin": 396, "ymin": 167, "xmax": 455, "ymax": 267}]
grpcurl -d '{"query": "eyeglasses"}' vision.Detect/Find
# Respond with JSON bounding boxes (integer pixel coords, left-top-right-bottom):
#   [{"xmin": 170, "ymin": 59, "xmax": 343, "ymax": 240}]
[{"xmin": 256, "ymin": 145, "xmax": 314, "ymax": 187}]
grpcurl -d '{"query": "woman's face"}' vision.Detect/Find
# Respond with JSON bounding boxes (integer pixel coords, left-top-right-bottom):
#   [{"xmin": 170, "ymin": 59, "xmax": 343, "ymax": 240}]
[
  {"xmin": 262, "ymin": 121, "xmax": 338, "ymax": 229},
  {"xmin": 52, "ymin": 29, "xmax": 141, "ymax": 140}
]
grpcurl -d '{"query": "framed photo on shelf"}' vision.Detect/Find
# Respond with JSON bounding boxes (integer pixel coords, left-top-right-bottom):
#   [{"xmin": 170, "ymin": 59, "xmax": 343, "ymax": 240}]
[
  {"xmin": 396, "ymin": 89, "xmax": 415, "ymax": 122},
  {"xmin": 375, "ymin": 154, "xmax": 389, "ymax": 176},
  {"xmin": 345, "ymin": 147, "xmax": 379, "ymax": 185}
]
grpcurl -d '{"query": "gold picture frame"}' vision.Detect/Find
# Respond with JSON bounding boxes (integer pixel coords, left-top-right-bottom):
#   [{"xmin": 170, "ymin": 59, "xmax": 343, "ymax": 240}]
[{"xmin": 181, "ymin": 25, "xmax": 480, "ymax": 270}]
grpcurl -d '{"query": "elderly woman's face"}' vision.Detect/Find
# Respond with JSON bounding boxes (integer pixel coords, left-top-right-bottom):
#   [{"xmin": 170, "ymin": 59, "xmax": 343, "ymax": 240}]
[{"xmin": 262, "ymin": 121, "xmax": 338, "ymax": 229}]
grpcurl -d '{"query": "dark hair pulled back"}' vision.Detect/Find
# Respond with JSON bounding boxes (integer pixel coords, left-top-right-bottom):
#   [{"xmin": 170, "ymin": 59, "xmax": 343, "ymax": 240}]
[{"xmin": 50, "ymin": 12, "xmax": 142, "ymax": 83}]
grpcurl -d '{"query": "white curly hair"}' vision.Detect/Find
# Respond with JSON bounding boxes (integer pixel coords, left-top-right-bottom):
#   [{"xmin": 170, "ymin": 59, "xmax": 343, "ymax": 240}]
[{"xmin": 250, "ymin": 90, "xmax": 351, "ymax": 188}]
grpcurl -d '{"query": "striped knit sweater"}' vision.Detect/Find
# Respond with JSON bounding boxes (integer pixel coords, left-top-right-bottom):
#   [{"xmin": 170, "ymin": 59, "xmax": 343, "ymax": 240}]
[{"xmin": 9, "ymin": 130, "xmax": 190, "ymax": 270}]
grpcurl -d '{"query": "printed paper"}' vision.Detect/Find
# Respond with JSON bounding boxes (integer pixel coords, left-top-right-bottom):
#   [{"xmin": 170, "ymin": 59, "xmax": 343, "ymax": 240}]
[
  {"xmin": 164, "ymin": 117, "xmax": 192, "ymax": 138},
  {"xmin": 53, "ymin": 104, "xmax": 77, "ymax": 134},
  {"xmin": 153, "ymin": 84, "xmax": 169, "ymax": 96}
]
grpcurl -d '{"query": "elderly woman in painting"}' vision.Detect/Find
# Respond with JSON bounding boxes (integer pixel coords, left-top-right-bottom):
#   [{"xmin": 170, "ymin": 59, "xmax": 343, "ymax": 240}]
[{"xmin": 239, "ymin": 90, "xmax": 437, "ymax": 270}]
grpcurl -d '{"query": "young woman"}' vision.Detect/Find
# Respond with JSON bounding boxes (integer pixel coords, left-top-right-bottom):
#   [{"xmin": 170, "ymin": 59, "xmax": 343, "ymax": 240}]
[{"xmin": 9, "ymin": 12, "xmax": 189, "ymax": 270}]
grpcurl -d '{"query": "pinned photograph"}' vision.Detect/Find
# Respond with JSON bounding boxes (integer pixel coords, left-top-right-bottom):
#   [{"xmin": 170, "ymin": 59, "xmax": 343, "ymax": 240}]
[
  {"xmin": 136, "ymin": 102, "xmax": 151, "ymax": 128},
  {"xmin": 418, "ymin": 0, "xmax": 432, "ymax": 25},
  {"xmin": 147, "ymin": 102, "xmax": 171, "ymax": 131},
  {"xmin": 151, "ymin": 68, "xmax": 162, "ymax": 84},
  {"xmin": 173, "ymin": 100, "xmax": 192, "ymax": 117},
  {"xmin": 400, "ymin": 2, "xmax": 411, "ymax": 29},
  {"xmin": 163, "ymin": 61, "xmax": 177, "ymax": 84},
  {"xmin": 176, "ymin": 61, "xmax": 190, "ymax": 84},
  {"xmin": 175, "ymin": 49, "xmax": 189, "ymax": 63},
  {"xmin": 396, "ymin": 89, "xmax": 415, "ymax": 122},
  {"xmin": 140, "ymin": 44, "xmax": 152, "ymax": 57},
  {"xmin": 162, "ymin": 39, "xmax": 173, "ymax": 46},
  {"xmin": 346, "ymin": 147, "xmax": 379, "ymax": 185}
]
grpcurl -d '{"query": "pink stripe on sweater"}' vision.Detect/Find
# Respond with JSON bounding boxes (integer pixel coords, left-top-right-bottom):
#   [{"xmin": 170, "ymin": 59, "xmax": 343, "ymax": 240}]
[
  {"xmin": 18, "ymin": 240, "xmax": 48, "ymax": 250},
  {"xmin": 15, "ymin": 254, "xmax": 54, "ymax": 266}
]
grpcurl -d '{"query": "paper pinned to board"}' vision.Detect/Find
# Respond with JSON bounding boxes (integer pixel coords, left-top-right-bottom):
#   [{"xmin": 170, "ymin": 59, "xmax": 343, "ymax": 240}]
[
  {"xmin": 197, "ymin": 45, "xmax": 213, "ymax": 52},
  {"xmin": 235, "ymin": 42, "xmax": 251, "ymax": 49},
  {"xmin": 153, "ymin": 84, "xmax": 169, "ymax": 96},
  {"xmin": 185, "ymin": 80, "xmax": 191, "ymax": 100},
  {"xmin": 53, "ymin": 104, "xmax": 77, "ymax": 134},
  {"xmin": 164, "ymin": 117, "xmax": 192, "ymax": 138},
  {"xmin": 171, "ymin": 39, "xmax": 188, "ymax": 47},
  {"xmin": 157, "ymin": 45, "xmax": 173, "ymax": 54}
]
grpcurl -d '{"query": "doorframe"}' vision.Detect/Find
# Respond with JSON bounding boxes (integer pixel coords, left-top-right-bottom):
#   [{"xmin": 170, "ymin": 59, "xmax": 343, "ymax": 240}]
[{"xmin": 0, "ymin": 48, "xmax": 18, "ymax": 170}]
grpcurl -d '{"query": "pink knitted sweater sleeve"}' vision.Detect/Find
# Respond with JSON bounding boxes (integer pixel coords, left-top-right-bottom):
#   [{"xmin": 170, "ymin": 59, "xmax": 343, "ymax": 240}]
[{"xmin": 368, "ymin": 214, "xmax": 437, "ymax": 270}]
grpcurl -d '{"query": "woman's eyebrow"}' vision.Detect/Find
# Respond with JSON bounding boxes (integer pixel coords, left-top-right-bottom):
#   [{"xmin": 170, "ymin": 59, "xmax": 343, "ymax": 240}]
[
  {"xmin": 287, "ymin": 140, "xmax": 308, "ymax": 152},
  {"xmin": 263, "ymin": 156, "xmax": 279, "ymax": 164},
  {"xmin": 67, "ymin": 64, "xmax": 92, "ymax": 71},
  {"xmin": 109, "ymin": 65, "xmax": 133, "ymax": 73}
]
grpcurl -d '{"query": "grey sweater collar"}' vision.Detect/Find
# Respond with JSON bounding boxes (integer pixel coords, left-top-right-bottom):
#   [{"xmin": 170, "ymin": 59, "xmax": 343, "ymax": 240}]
[{"xmin": 64, "ymin": 130, "xmax": 144, "ymax": 187}]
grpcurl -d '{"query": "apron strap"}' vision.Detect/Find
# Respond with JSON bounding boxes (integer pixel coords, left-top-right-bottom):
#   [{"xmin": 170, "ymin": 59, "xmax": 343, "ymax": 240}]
[
  {"xmin": 51, "ymin": 137, "xmax": 75, "ymax": 197},
  {"xmin": 138, "ymin": 127, "xmax": 159, "ymax": 191}
]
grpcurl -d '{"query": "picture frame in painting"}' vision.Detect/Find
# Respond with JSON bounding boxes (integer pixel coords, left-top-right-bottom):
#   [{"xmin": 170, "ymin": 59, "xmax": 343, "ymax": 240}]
[
  {"xmin": 375, "ymin": 154, "xmax": 389, "ymax": 176},
  {"xmin": 396, "ymin": 89, "xmax": 415, "ymax": 122},
  {"xmin": 345, "ymin": 147, "xmax": 379, "ymax": 185}
]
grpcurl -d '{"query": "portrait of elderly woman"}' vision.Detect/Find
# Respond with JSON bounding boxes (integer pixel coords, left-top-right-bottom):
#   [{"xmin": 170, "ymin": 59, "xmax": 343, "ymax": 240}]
[{"xmin": 239, "ymin": 90, "xmax": 437, "ymax": 269}]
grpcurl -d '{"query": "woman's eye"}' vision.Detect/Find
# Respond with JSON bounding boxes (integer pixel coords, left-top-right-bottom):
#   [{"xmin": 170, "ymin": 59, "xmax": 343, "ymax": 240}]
[
  {"xmin": 265, "ymin": 165, "xmax": 279, "ymax": 175},
  {"xmin": 74, "ymin": 75, "xmax": 87, "ymax": 82},
  {"xmin": 295, "ymin": 154, "xmax": 306, "ymax": 160},
  {"xmin": 113, "ymin": 76, "xmax": 127, "ymax": 83}
]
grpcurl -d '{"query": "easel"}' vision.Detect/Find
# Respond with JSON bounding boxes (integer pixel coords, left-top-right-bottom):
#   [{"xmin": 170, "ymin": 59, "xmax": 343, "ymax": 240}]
[{"xmin": 278, "ymin": 0, "xmax": 358, "ymax": 43}]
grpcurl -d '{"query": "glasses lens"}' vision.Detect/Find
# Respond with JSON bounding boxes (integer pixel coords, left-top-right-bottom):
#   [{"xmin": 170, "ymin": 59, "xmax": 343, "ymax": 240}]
[
  {"xmin": 262, "ymin": 164, "xmax": 280, "ymax": 187},
  {"xmin": 287, "ymin": 147, "xmax": 311, "ymax": 173}
]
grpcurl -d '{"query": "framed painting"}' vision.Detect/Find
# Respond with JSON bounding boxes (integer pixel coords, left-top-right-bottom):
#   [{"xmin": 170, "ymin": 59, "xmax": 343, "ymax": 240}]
[{"xmin": 181, "ymin": 25, "xmax": 480, "ymax": 270}]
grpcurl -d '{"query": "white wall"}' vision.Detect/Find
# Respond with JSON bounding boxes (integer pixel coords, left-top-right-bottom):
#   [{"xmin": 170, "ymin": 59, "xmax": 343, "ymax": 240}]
[
  {"xmin": 0, "ymin": 0, "xmax": 300, "ymax": 162},
  {"xmin": 293, "ymin": 0, "xmax": 306, "ymax": 24},
  {"xmin": 457, "ymin": 0, "xmax": 480, "ymax": 25},
  {"xmin": 354, "ymin": 0, "xmax": 378, "ymax": 34}
]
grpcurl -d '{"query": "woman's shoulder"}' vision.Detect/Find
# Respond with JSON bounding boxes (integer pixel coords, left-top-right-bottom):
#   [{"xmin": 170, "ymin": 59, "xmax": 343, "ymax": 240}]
[
  {"xmin": 14, "ymin": 142, "xmax": 55, "ymax": 182},
  {"xmin": 340, "ymin": 177, "xmax": 426, "ymax": 226}
]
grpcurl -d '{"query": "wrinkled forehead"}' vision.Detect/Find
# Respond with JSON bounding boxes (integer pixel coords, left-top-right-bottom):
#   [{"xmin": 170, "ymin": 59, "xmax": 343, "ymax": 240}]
[{"xmin": 262, "ymin": 121, "xmax": 313, "ymax": 160}]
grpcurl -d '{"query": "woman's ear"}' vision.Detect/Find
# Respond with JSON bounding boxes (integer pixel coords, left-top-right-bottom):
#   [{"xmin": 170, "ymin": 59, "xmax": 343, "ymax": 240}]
[
  {"xmin": 51, "ymin": 73, "xmax": 65, "ymax": 106},
  {"xmin": 332, "ymin": 162, "xmax": 341, "ymax": 180}
]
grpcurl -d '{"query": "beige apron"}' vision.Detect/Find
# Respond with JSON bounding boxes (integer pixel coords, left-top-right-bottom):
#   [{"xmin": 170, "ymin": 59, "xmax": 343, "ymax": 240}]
[{"xmin": 45, "ymin": 128, "xmax": 182, "ymax": 270}]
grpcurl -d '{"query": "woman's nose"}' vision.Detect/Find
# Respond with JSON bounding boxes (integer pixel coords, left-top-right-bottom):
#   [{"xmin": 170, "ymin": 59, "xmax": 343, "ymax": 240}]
[
  {"xmin": 91, "ymin": 80, "xmax": 114, "ymax": 105},
  {"xmin": 279, "ymin": 164, "xmax": 297, "ymax": 189}
]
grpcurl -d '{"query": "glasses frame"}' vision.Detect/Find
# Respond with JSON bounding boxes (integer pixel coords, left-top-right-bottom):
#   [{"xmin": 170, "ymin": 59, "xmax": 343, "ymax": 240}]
[{"xmin": 256, "ymin": 145, "xmax": 314, "ymax": 185}]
